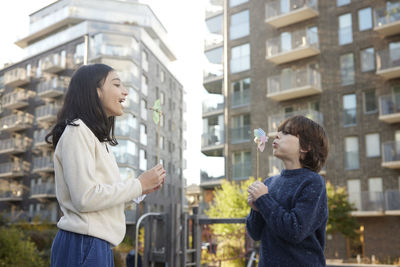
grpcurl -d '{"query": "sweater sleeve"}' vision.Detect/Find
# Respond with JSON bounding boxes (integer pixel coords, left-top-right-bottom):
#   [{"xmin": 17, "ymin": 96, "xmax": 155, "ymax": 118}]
[
  {"xmin": 254, "ymin": 178, "xmax": 327, "ymax": 244},
  {"xmin": 246, "ymin": 209, "xmax": 265, "ymax": 241},
  {"xmin": 59, "ymin": 124, "xmax": 142, "ymax": 212}
]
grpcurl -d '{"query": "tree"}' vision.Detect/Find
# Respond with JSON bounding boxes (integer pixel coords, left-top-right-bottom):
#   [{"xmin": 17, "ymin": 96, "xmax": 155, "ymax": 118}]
[
  {"xmin": 203, "ymin": 177, "xmax": 255, "ymax": 267},
  {"xmin": 326, "ymin": 181, "xmax": 359, "ymax": 238}
]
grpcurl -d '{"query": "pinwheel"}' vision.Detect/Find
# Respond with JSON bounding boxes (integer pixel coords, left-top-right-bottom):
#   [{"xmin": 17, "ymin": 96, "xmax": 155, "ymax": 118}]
[
  {"xmin": 254, "ymin": 128, "xmax": 268, "ymax": 179},
  {"xmin": 149, "ymin": 99, "xmax": 162, "ymax": 163}
]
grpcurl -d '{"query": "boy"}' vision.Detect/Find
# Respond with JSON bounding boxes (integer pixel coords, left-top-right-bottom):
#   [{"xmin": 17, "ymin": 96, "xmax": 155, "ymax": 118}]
[{"xmin": 246, "ymin": 115, "xmax": 329, "ymax": 266}]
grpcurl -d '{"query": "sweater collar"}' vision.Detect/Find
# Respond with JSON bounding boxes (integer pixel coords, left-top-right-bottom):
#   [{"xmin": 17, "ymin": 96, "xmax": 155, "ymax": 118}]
[{"xmin": 280, "ymin": 168, "xmax": 310, "ymax": 177}]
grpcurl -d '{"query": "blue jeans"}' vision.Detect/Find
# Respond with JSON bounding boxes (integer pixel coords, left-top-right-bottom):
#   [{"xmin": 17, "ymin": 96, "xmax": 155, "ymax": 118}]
[{"xmin": 51, "ymin": 229, "xmax": 114, "ymax": 267}]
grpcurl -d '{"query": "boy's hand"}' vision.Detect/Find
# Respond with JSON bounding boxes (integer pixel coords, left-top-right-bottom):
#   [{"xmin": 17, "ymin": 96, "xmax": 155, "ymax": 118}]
[
  {"xmin": 248, "ymin": 181, "xmax": 268, "ymax": 201},
  {"xmin": 248, "ymin": 194, "xmax": 259, "ymax": 211}
]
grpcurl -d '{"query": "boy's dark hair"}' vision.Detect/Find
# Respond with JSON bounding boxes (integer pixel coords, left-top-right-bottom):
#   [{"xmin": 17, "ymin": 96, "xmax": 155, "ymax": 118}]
[
  {"xmin": 45, "ymin": 63, "xmax": 118, "ymax": 149},
  {"xmin": 277, "ymin": 115, "xmax": 328, "ymax": 173}
]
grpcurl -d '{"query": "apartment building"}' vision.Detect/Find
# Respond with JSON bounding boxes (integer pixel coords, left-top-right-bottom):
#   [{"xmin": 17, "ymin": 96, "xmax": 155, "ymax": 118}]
[
  {"xmin": 201, "ymin": 0, "xmax": 400, "ymax": 261},
  {"xmin": 0, "ymin": 0, "xmax": 185, "ymax": 264}
]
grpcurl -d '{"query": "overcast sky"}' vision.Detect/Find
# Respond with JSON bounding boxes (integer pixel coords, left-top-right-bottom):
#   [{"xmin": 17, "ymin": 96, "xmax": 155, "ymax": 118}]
[{"xmin": 0, "ymin": 0, "xmax": 210, "ymax": 185}]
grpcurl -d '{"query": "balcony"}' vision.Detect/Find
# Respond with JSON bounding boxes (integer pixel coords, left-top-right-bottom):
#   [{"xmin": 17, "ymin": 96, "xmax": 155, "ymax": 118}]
[
  {"xmin": 42, "ymin": 52, "xmax": 66, "ymax": 73},
  {"xmin": 267, "ymin": 67, "xmax": 321, "ymax": 101},
  {"xmin": 350, "ymin": 191, "xmax": 385, "ymax": 217},
  {"xmin": 33, "ymin": 129, "xmax": 50, "ymax": 149},
  {"xmin": 378, "ymin": 93, "xmax": 400, "ymax": 123},
  {"xmin": 265, "ymin": 0, "xmax": 319, "ymax": 28},
  {"xmin": 268, "ymin": 156, "xmax": 284, "ymax": 176},
  {"xmin": 231, "ymin": 125, "xmax": 251, "ymax": 144},
  {"xmin": 35, "ymin": 103, "xmax": 60, "ymax": 123},
  {"xmin": 201, "ymin": 130, "xmax": 224, "ymax": 156},
  {"xmin": 3, "ymin": 68, "xmax": 30, "ymax": 87},
  {"xmin": 200, "ymin": 171, "xmax": 224, "ymax": 188},
  {"xmin": 0, "ymin": 111, "xmax": 34, "ymax": 132},
  {"xmin": 37, "ymin": 77, "xmax": 68, "ymax": 98},
  {"xmin": 203, "ymin": 68, "xmax": 223, "ymax": 94},
  {"xmin": 0, "ymin": 189, "xmax": 23, "ymax": 202},
  {"xmin": 232, "ymin": 89, "xmax": 250, "ymax": 108},
  {"xmin": 202, "ymin": 94, "xmax": 224, "ymax": 116},
  {"xmin": 31, "ymin": 209, "xmax": 58, "ymax": 223},
  {"xmin": 268, "ymin": 110, "xmax": 323, "ymax": 137},
  {"xmin": 376, "ymin": 47, "xmax": 400, "ymax": 79},
  {"xmin": 205, "ymin": 0, "xmax": 223, "ymax": 19},
  {"xmin": 266, "ymin": 28, "xmax": 319, "ymax": 64},
  {"xmin": 2, "ymin": 88, "xmax": 35, "ymax": 110},
  {"xmin": 204, "ymin": 33, "xmax": 223, "ymax": 51},
  {"xmin": 0, "ymin": 135, "xmax": 32, "ymax": 155},
  {"xmin": 382, "ymin": 141, "xmax": 400, "ymax": 168},
  {"xmin": 30, "ymin": 182, "xmax": 56, "ymax": 198},
  {"xmin": 374, "ymin": 2, "xmax": 400, "ymax": 37},
  {"xmin": 232, "ymin": 162, "xmax": 251, "ymax": 180},
  {"xmin": 0, "ymin": 160, "xmax": 30, "ymax": 178},
  {"xmin": 32, "ymin": 156, "xmax": 54, "ymax": 173},
  {"xmin": 385, "ymin": 190, "xmax": 400, "ymax": 215}
]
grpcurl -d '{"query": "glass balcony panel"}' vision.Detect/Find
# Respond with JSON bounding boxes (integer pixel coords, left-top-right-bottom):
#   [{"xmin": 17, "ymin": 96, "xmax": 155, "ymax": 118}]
[
  {"xmin": 0, "ymin": 159, "xmax": 30, "ymax": 178},
  {"xmin": 41, "ymin": 52, "xmax": 67, "ymax": 73},
  {"xmin": 231, "ymin": 125, "xmax": 251, "ymax": 143},
  {"xmin": 266, "ymin": 0, "xmax": 318, "ymax": 28},
  {"xmin": 202, "ymin": 129, "xmax": 224, "ymax": 147},
  {"xmin": 376, "ymin": 47, "xmax": 400, "ymax": 79},
  {"xmin": 203, "ymin": 94, "xmax": 224, "ymax": 114},
  {"xmin": 0, "ymin": 135, "xmax": 32, "ymax": 154},
  {"xmin": 382, "ymin": 141, "xmax": 400, "ymax": 165},
  {"xmin": 268, "ymin": 110, "xmax": 323, "ymax": 134},
  {"xmin": 379, "ymin": 93, "xmax": 400, "ymax": 123},
  {"xmin": 231, "ymin": 89, "xmax": 250, "ymax": 108},
  {"xmin": 37, "ymin": 77, "xmax": 69, "ymax": 98},
  {"xmin": 35, "ymin": 104, "xmax": 60, "ymax": 122},
  {"xmin": 33, "ymin": 129, "xmax": 50, "ymax": 148},
  {"xmin": 91, "ymin": 33, "xmax": 140, "ymax": 61},
  {"xmin": 0, "ymin": 112, "xmax": 34, "ymax": 132},
  {"xmin": 385, "ymin": 190, "xmax": 400, "ymax": 211},
  {"xmin": 349, "ymin": 192, "xmax": 384, "ymax": 212},
  {"xmin": 31, "ymin": 182, "xmax": 56, "ymax": 197},
  {"xmin": 32, "ymin": 156, "xmax": 54, "ymax": 173},
  {"xmin": 374, "ymin": 2, "xmax": 400, "ymax": 36},
  {"xmin": 3, "ymin": 68, "xmax": 30, "ymax": 87},
  {"xmin": 232, "ymin": 162, "xmax": 251, "ymax": 180},
  {"xmin": 2, "ymin": 88, "xmax": 35, "ymax": 110}
]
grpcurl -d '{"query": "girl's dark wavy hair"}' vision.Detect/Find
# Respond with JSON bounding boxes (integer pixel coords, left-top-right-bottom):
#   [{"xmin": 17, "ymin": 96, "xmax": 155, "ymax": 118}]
[
  {"xmin": 46, "ymin": 64, "xmax": 118, "ymax": 149},
  {"xmin": 277, "ymin": 115, "xmax": 329, "ymax": 173}
]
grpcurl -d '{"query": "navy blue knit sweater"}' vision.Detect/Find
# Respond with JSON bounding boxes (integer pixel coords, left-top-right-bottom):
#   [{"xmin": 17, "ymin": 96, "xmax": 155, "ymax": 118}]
[{"xmin": 246, "ymin": 168, "xmax": 328, "ymax": 267}]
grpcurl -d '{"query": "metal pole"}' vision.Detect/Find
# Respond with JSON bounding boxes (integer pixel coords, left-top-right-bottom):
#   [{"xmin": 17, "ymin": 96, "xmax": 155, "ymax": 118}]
[{"xmin": 135, "ymin": 212, "xmax": 162, "ymax": 267}]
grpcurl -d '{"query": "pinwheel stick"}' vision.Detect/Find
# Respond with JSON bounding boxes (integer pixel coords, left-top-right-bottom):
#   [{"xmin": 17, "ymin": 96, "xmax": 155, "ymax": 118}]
[{"xmin": 256, "ymin": 139, "xmax": 260, "ymax": 179}]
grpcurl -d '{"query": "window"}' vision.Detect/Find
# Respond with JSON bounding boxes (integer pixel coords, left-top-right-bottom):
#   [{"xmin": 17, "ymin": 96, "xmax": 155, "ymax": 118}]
[
  {"xmin": 141, "ymin": 75, "xmax": 148, "ymax": 96},
  {"xmin": 363, "ymin": 89, "xmax": 377, "ymax": 113},
  {"xmin": 74, "ymin": 42, "xmax": 85, "ymax": 64},
  {"xmin": 230, "ymin": 10, "xmax": 249, "ymax": 40},
  {"xmin": 347, "ymin": 179, "xmax": 361, "ymax": 210},
  {"xmin": 160, "ymin": 70, "xmax": 165, "ymax": 83},
  {"xmin": 340, "ymin": 53, "xmax": 354, "ymax": 85},
  {"xmin": 343, "ymin": 94, "xmax": 356, "ymax": 126},
  {"xmin": 360, "ymin": 47, "xmax": 375, "ymax": 72},
  {"xmin": 141, "ymin": 99, "xmax": 147, "ymax": 120},
  {"xmin": 365, "ymin": 133, "xmax": 380, "ymax": 157},
  {"xmin": 232, "ymin": 151, "xmax": 251, "ymax": 180},
  {"xmin": 231, "ymin": 114, "xmax": 250, "ymax": 143},
  {"xmin": 368, "ymin": 177, "xmax": 383, "ymax": 202},
  {"xmin": 142, "ymin": 51, "xmax": 148, "ymax": 72},
  {"xmin": 338, "ymin": 13, "xmax": 352, "ymax": 45},
  {"xmin": 230, "ymin": 43, "xmax": 250, "ymax": 73},
  {"xmin": 112, "ymin": 140, "xmax": 137, "ymax": 165},
  {"xmin": 139, "ymin": 149, "xmax": 147, "ymax": 170},
  {"xmin": 358, "ymin": 7, "xmax": 372, "ymax": 31},
  {"xmin": 140, "ymin": 124, "xmax": 147, "ymax": 145},
  {"xmin": 232, "ymin": 78, "xmax": 250, "ymax": 108},
  {"xmin": 345, "ymin": 137, "xmax": 359, "ymax": 169},
  {"xmin": 36, "ymin": 60, "xmax": 42, "ymax": 78},
  {"xmin": 230, "ymin": 0, "xmax": 248, "ymax": 7},
  {"xmin": 337, "ymin": 0, "xmax": 350, "ymax": 7},
  {"xmin": 160, "ymin": 92, "xmax": 165, "ymax": 105}
]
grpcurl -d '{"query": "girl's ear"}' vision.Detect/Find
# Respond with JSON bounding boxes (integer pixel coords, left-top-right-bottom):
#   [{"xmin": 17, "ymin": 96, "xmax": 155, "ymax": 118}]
[{"xmin": 97, "ymin": 87, "xmax": 102, "ymax": 99}]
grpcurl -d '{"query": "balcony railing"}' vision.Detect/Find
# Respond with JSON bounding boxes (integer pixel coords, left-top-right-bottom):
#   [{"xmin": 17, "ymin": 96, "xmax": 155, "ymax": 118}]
[
  {"xmin": 202, "ymin": 130, "xmax": 225, "ymax": 148},
  {"xmin": 30, "ymin": 183, "xmax": 56, "ymax": 198},
  {"xmin": 268, "ymin": 110, "xmax": 323, "ymax": 136},
  {"xmin": 382, "ymin": 141, "xmax": 400, "ymax": 168},
  {"xmin": 266, "ymin": 28, "xmax": 319, "ymax": 64},
  {"xmin": 37, "ymin": 77, "xmax": 68, "ymax": 98},
  {"xmin": 203, "ymin": 95, "xmax": 224, "ymax": 114},
  {"xmin": 3, "ymin": 67, "xmax": 30, "ymax": 87},
  {"xmin": 232, "ymin": 89, "xmax": 250, "ymax": 108},
  {"xmin": 379, "ymin": 93, "xmax": 400, "ymax": 123},
  {"xmin": 267, "ymin": 67, "xmax": 321, "ymax": 101},
  {"xmin": 0, "ymin": 111, "xmax": 34, "ymax": 132},
  {"xmin": 32, "ymin": 156, "xmax": 54, "ymax": 173},
  {"xmin": 205, "ymin": 33, "xmax": 223, "ymax": 51},
  {"xmin": 0, "ymin": 160, "xmax": 30, "ymax": 178},
  {"xmin": 2, "ymin": 88, "xmax": 35, "ymax": 110},
  {"xmin": 232, "ymin": 162, "xmax": 251, "ymax": 180},
  {"xmin": 33, "ymin": 129, "xmax": 50, "ymax": 148},
  {"xmin": 231, "ymin": 125, "xmax": 251, "ymax": 144},
  {"xmin": 31, "ymin": 209, "xmax": 58, "ymax": 223},
  {"xmin": 0, "ymin": 135, "xmax": 32, "ymax": 155},
  {"xmin": 385, "ymin": 190, "xmax": 400, "ymax": 213},
  {"xmin": 374, "ymin": 2, "xmax": 400, "ymax": 36},
  {"xmin": 349, "ymin": 191, "xmax": 385, "ymax": 216},
  {"xmin": 42, "ymin": 53, "xmax": 66, "ymax": 73},
  {"xmin": 200, "ymin": 169, "xmax": 224, "ymax": 186},
  {"xmin": 265, "ymin": 0, "xmax": 318, "ymax": 28},
  {"xmin": 269, "ymin": 156, "xmax": 284, "ymax": 176},
  {"xmin": 0, "ymin": 190, "xmax": 23, "ymax": 201},
  {"xmin": 203, "ymin": 66, "xmax": 224, "ymax": 94},
  {"xmin": 35, "ymin": 104, "xmax": 60, "ymax": 123},
  {"xmin": 376, "ymin": 47, "xmax": 400, "ymax": 79}
]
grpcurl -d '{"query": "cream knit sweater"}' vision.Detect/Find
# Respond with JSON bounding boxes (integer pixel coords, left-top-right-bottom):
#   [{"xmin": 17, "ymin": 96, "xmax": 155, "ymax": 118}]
[{"xmin": 54, "ymin": 119, "xmax": 142, "ymax": 246}]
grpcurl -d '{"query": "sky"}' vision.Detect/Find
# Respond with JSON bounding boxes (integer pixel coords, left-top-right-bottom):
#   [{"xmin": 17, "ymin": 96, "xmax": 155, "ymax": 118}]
[{"xmin": 0, "ymin": 0, "xmax": 211, "ymax": 185}]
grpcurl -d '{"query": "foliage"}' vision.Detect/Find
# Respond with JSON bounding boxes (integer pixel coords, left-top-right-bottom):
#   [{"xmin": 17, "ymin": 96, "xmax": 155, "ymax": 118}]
[
  {"xmin": 203, "ymin": 177, "xmax": 256, "ymax": 266},
  {"xmin": 326, "ymin": 181, "xmax": 359, "ymax": 238},
  {"xmin": 0, "ymin": 226, "xmax": 45, "ymax": 267}
]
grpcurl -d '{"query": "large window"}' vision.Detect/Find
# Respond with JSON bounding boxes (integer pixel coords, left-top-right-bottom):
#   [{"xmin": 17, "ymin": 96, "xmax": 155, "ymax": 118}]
[
  {"xmin": 230, "ymin": 10, "xmax": 249, "ymax": 40},
  {"xmin": 365, "ymin": 133, "xmax": 380, "ymax": 157},
  {"xmin": 230, "ymin": 43, "xmax": 250, "ymax": 73},
  {"xmin": 230, "ymin": 0, "xmax": 248, "ymax": 7},
  {"xmin": 343, "ymin": 94, "xmax": 357, "ymax": 126},
  {"xmin": 232, "ymin": 151, "xmax": 251, "ymax": 180},
  {"xmin": 338, "ymin": 13, "xmax": 352, "ymax": 45},
  {"xmin": 360, "ymin": 47, "xmax": 375, "ymax": 72},
  {"xmin": 139, "ymin": 149, "xmax": 147, "ymax": 171},
  {"xmin": 141, "ymin": 75, "xmax": 148, "ymax": 96},
  {"xmin": 368, "ymin": 177, "xmax": 383, "ymax": 202},
  {"xmin": 345, "ymin": 137, "xmax": 360, "ymax": 169},
  {"xmin": 340, "ymin": 53, "xmax": 354, "ymax": 85},
  {"xmin": 141, "ymin": 99, "xmax": 147, "ymax": 120},
  {"xmin": 140, "ymin": 124, "xmax": 147, "ymax": 145},
  {"xmin": 363, "ymin": 89, "xmax": 377, "ymax": 113},
  {"xmin": 358, "ymin": 7, "xmax": 372, "ymax": 31},
  {"xmin": 347, "ymin": 179, "xmax": 361, "ymax": 210},
  {"xmin": 231, "ymin": 114, "xmax": 250, "ymax": 143},
  {"xmin": 231, "ymin": 78, "xmax": 250, "ymax": 108}
]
